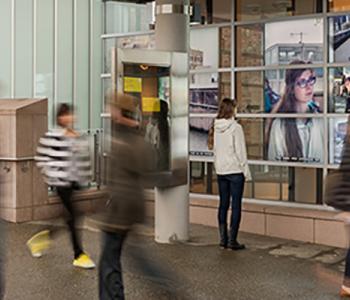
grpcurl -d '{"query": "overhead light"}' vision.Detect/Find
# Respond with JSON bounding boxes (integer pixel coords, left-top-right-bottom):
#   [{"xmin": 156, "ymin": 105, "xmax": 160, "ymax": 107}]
[{"xmin": 140, "ymin": 64, "xmax": 149, "ymax": 71}]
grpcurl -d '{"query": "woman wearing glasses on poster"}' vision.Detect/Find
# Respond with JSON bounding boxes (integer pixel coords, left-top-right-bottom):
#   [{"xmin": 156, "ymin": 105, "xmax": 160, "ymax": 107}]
[{"xmin": 268, "ymin": 60, "xmax": 324, "ymax": 163}]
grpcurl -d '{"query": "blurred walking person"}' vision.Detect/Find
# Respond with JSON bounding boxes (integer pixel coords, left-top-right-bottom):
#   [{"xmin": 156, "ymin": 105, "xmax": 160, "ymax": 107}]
[
  {"xmin": 325, "ymin": 118, "xmax": 350, "ymax": 297},
  {"xmin": 91, "ymin": 93, "xmax": 179, "ymax": 300},
  {"xmin": 26, "ymin": 103, "xmax": 95, "ymax": 269},
  {"xmin": 208, "ymin": 98, "xmax": 251, "ymax": 250}
]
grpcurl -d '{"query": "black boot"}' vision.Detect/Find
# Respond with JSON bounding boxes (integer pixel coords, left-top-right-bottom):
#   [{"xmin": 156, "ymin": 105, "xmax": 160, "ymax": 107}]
[
  {"xmin": 229, "ymin": 227, "xmax": 245, "ymax": 250},
  {"xmin": 219, "ymin": 224, "xmax": 228, "ymax": 249}
]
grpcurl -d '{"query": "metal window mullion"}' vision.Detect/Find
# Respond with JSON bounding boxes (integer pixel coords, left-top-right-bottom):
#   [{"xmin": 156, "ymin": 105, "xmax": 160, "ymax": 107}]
[
  {"xmin": 322, "ymin": 0, "xmax": 329, "ymax": 205},
  {"xmin": 233, "ymin": 63, "xmax": 325, "ymax": 72},
  {"xmin": 73, "ymin": 0, "xmax": 77, "ymax": 129},
  {"xmin": 33, "ymin": 0, "xmax": 37, "ymax": 97},
  {"xmin": 191, "ymin": 22, "xmax": 232, "ymax": 30},
  {"xmin": 89, "ymin": 0, "xmax": 93, "ymax": 130},
  {"xmin": 327, "ymin": 62, "xmax": 350, "ymax": 68},
  {"xmin": 11, "ymin": 0, "xmax": 15, "ymax": 98},
  {"xmin": 233, "ymin": 12, "xmax": 324, "ymax": 27},
  {"xmin": 53, "ymin": 0, "xmax": 58, "ymax": 126},
  {"xmin": 101, "ymin": 30, "xmax": 154, "ymax": 40}
]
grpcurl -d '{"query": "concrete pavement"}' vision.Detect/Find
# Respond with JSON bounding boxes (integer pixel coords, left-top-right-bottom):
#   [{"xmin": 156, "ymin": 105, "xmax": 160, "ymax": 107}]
[{"xmin": 1, "ymin": 220, "xmax": 347, "ymax": 300}]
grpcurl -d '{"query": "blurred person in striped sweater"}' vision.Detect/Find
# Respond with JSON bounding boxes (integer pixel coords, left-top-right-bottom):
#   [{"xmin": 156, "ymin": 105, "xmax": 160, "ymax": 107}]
[{"xmin": 26, "ymin": 103, "xmax": 95, "ymax": 269}]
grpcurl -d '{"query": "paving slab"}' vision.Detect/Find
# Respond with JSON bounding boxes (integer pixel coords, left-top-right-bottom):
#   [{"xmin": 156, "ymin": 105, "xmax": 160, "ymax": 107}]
[
  {"xmin": 269, "ymin": 243, "xmax": 333, "ymax": 259},
  {"xmin": 314, "ymin": 249, "xmax": 347, "ymax": 265}
]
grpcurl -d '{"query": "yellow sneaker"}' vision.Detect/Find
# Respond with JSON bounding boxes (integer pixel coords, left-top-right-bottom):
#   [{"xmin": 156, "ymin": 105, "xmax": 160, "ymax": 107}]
[
  {"xmin": 26, "ymin": 230, "xmax": 51, "ymax": 258},
  {"xmin": 73, "ymin": 253, "xmax": 95, "ymax": 269}
]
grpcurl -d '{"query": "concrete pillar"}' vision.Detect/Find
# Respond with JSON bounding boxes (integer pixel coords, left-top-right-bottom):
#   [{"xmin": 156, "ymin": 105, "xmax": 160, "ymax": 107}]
[
  {"xmin": 155, "ymin": 0, "xmax": 189, "ymax": 53},
  {"xmin": 154, "ymin": 0, "xmax": 190, "ymax": 243}
]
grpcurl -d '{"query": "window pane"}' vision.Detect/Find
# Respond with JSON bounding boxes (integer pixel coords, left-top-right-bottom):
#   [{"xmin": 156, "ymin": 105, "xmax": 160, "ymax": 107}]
[
  {"xmin": 328, "ymin": 67, "xmax": 350, "ymax": 113},
  {"xmin": 189, "ymin": 161, "xmax": 252, "ymax": 197},
  {"xmin": 57, "ymin": 0, "xmax": 73, "ymax": 105},
  {"xmin": 235, "ymin": 24, "xmax": 264, "ymax": 67},
  {"xmin": 235, "ymin": 68, "xmax": 324, "ymax": 114},
  {"xmin": 36, "ymin": 0, "xmax": 54, "ymax": 126},
  {"xmin": 15, "ymin": 0, "xmax": 33, "ymax": 97},
  {"xmin": 240, "ymin": 119, "xmax": 265, "ymax": 160},
  {"xmin": 266, "ymin": 117, "xmax": 325, "ymax": 163},
  {"xmin": 328, "ymin": 0, "xmax": 350, "ymax": 12},
  {"xmin": 329, "ymin": 117, "xmax": 348, "ymax": 164},
  {"xmin": 250, "ymin": 165, "xmax": 288, "ymax": 201},
  {"xmin": 105, "ymin": 2, "xmax": 153, "ymax": 34},
  {"xmin": 265, "ymin": 18, "xmax": 323, "ymax": 66},
  {"xmin": 189, "ymin": 116, "xmax": 213, "ymax": 156},
  {"xmin": 329, "ymin": 15, "xmax": 350, "ymax": 63},
  {"xmin": 195, "ymin": 0, "xmax": 232, "ymax": 24},
  {"xmin": 190, "ymin": 72, "xmax": 230, "ymax": 114},
  {"xmin": 236, "ymin": 0, "xmax": 322, "ymax": 22},
  {"xmin": 219, "ymin": 27, "xmax": 231, "ymax": 68},
  {"xmin": 190, "ymin": 162, "xmax": 322, "ymax": 204},
  {"xmin": 76, "ymin": 0, "xmax": 89, "ymax": 130},
  {"xmin": 190, "ymin": 27, "xmax": 220, "ymax": 70},
  {"xmin": 0, "ymin": 0, "xmax": 11, "ymax": 97}
]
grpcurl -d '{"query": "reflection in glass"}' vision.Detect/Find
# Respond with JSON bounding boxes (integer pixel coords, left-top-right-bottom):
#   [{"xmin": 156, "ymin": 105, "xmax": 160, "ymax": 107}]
[
  {"xmin": 329, "ymin": 67, "xmax": 350, "ymax": 113},
  {"xmin": 189, "ymin": 117, "xmax": 214, "ymax": 156},
  {"xmin": 190, "ymin": 73, "xmax": 219, "ymax": 113},
  {"xmin": 235, "ymin": 0, "xmax": 322, "ymax": 22},
  {"xmin": 236, "ymin": 71, "xmax": 264, "ymax": 113},
  {"xmin": 267, "ymin": 117, "xmax": 324, "ymax": 163},
  {"xmin": 328, "ymin": 0, "xmax": 350, "ymax": 12},
  {"xmin": 196, "ymin": 0, "xmax": 232, "ymax": 24},
  {"xmin": 190, "ymin": 27, "xmax": 219, "ymax": 70},
  {"xmin": 190, "ymin": 73, "xmax": 230, "ymax": 114},
  {"xmin": 190, "ymin": 162, "xmax": 322, "ymax": 204},
  {"xmin": 239, "ymin": 119, "xmax": 265, "ymax": 160},
  {"xmin": 235, "ymin": 24, "xmax": 264, "ymax": 67},
  {"xmin": 104, "ymin": 1, "xmax": 153, "ymax": 34},
  {"xmin": 219, "ymin": 27, "xmax": 231, "ymax": 68},
  {"xmin": 329, "ymin": 117, "xmax": 348, "ymax": 164},
  {"xmin": 190, "ymin": 161, "xmax": 252, "ymax": 197},
  {"xmin": 236, "ymin": 67, "xmax": 323, "ymax": 114},
  {"xmin": 122, "ymin": 64, "xmax": 170, "ymax": 171},
  {"xmin": 249, "ymin": 165, "xmax": 288, "ymax": 201},
  {"xmin": 265, "ymin": 18, "xmax": 323, "ymax": 65},
  {"xmin": 329, "ymin": 15, "xmax": 350, "ymax": 63}
]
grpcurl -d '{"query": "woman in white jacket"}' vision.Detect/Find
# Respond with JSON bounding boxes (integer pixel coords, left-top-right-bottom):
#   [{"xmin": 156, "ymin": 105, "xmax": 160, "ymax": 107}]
[{"xmin": 212, "ymin": 98, "xmax": 251, "ymax": 250}]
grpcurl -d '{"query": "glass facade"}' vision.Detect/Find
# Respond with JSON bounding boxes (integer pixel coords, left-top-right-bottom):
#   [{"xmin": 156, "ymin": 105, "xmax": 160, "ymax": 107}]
[
  {"xmin": 104, "ymin": 1, "xmax": 350, "ymax": 205},
  {"xmin": 0, "ymin": 0, "xmax": 103, "ymax": 130}
]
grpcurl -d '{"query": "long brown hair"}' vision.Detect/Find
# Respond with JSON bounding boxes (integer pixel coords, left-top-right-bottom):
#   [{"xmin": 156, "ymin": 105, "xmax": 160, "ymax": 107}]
[
  {"xmin": 208, "ymin": 98, "xmax": 236, "ymax": 150},
  {"xmin": 216, "ymin": 98, "xmax": 236, "ymax": 119},
  {"xmin": 277, "ymin": 60, "xmax": 313, "ymax": 158}
]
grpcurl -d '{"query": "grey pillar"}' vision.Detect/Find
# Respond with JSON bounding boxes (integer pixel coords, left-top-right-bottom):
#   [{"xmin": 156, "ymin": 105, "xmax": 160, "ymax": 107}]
[{"xmin": 154, "ymin": 0, "xmax": 190, "ymax": 243}]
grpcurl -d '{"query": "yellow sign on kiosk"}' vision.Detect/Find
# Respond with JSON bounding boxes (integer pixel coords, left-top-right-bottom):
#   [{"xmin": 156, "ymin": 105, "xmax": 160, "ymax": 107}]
[
  {"xmin": 124, "ymin": 77, "xmax": 142, "ymax": 93},
  {"xmin": 142, "ymin": 97, "xmax": 160, "ymax": 112}
]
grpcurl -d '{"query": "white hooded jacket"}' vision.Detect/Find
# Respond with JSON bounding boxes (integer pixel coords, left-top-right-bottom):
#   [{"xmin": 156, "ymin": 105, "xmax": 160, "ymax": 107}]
[{"xmin": 213, "ymin": 118, "xmax": 251, "ymax": 180}]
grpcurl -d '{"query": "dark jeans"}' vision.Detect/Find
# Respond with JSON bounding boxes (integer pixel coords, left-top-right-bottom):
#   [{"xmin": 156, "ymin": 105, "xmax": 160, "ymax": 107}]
[
  {"xmin": 99, "ymin": 230, "xmax": 182, "ymax": 300},
  {"xmin": 56, "ymin": 186, "xmax": 83, "ymax": 259},
  {"xmin": 345, "ymin": 248, "xmax": 350, "ymax": 286},
  {"xmin": 217, "ymin": 173, "xmax": 245, "ymax": 244},
  {"xmin": 99, "ymin": 231, "xmax": 127, "ymax": 300}
]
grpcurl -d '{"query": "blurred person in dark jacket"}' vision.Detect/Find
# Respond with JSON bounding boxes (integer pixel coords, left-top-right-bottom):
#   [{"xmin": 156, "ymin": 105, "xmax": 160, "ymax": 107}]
[
  {"xmin": 91, "ymin": 92, "xmax": 180, "ymax": 300},
  {"xmin": 26, "ymin": 103, "xmax": 95, "ymax": 269}
]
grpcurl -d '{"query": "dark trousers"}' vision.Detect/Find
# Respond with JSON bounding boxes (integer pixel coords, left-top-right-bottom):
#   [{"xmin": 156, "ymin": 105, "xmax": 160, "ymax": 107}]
[
  {"xmin": 56, "ymin": 186, "xmax": 83, "ymax": 259},
  {"xmin": 217, "ymin": 173, "xmax": 245, "ymax": 244},
  {"xmin": 99, "ymin": 231, "xmax": 127, "ymax": 300},
  {"xmin": 99, "ymin": 230, "xmax": 181, "ymax": 300},
  {"xmin": 345, "ymin": 248, "xmax": 350, "ymax": 286}
]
